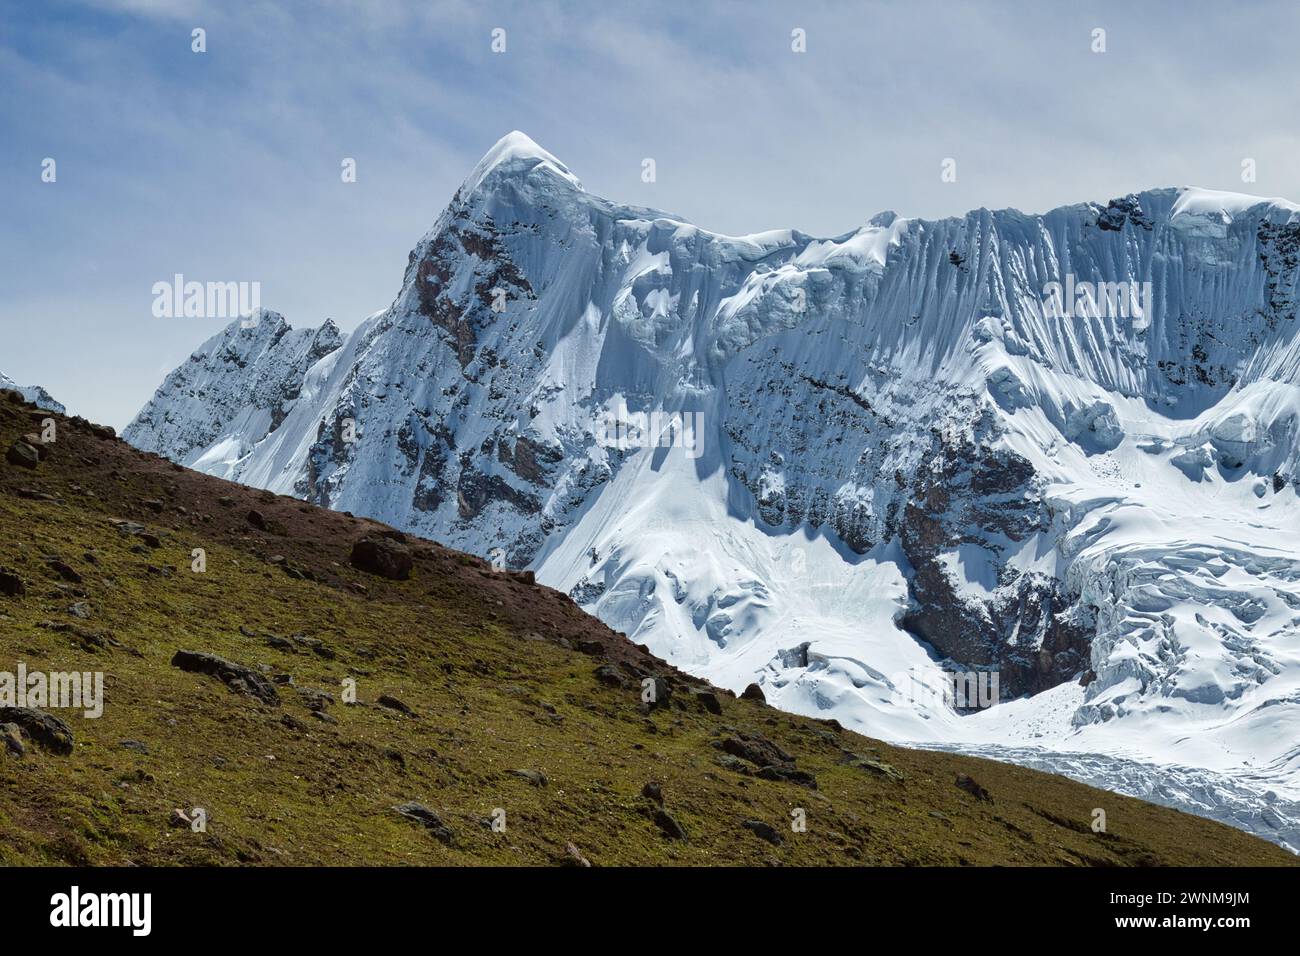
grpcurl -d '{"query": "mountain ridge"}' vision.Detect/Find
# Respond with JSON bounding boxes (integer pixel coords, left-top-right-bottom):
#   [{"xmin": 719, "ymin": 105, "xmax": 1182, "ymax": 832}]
[{"xmin": 125, "ymin": 132, "xmax": 1300, "ymax": 850}]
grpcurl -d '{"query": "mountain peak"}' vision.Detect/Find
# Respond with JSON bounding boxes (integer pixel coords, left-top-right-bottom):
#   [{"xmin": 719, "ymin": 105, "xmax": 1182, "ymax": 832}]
[{"xmin": 460, "ymin": 130, "xmax": 582, "ymax": 196}]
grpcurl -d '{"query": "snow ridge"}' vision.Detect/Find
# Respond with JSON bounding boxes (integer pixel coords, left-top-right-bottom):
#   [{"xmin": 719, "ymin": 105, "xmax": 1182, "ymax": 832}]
[
  {"xmin": 125, "ymin": 137, "xmax": 1300, "ymax": 849},
  {"xmin": 0, "ymin": 371, "xmax": 65, "ymax": 414}
]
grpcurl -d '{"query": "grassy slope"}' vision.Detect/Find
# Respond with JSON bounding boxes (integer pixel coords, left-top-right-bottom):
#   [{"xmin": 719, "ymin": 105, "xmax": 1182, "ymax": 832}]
[{"xmin": 0, "ymin": 390, "xmax": 1293, "ymax": 866}]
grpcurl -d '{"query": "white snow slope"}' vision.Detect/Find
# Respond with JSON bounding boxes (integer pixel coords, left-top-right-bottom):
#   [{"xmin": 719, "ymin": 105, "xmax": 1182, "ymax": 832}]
[
  {"xmin": 126, "ymin": 133, "xmax": 1300, "ymax": 849},
  {"xmin": 0, "ymin": 371, "xmax": 64, "ymax": 414}
]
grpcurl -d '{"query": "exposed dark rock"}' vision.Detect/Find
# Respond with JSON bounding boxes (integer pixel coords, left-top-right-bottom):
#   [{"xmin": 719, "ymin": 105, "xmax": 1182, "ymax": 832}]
[
  {"xmin": 719, "ymin": 732, "xmax": 794, "ymax": 768},
  {"xmin": 842, "ymin": 753, "xmax": 904, "ymax": 783},
  {"xmin": 44, "ymin": 557, "xmax": 82, "ymax": 584},
  {"xmin": 110, "ymin": 519, "xmax": 146, "ymax": 536},
  {"xmin": 170, "ymin": 649, "xmax": 281, "ymax": 705},
  {"xmin": 1096, "ymin": 194, "xmax": 1153, "ymax": 232},
  {"xmin": 349, "ymin": 536, "xmax": 413, "ymax": 580},
  {"xmin": 691, "ymin": 688, "xmax": 723, "ymax": 715},
  {"xmin": 742, "ymin": 819, "xmax": 784, "ymax": 846},
  {"xmin": 5, "ymin": 440, "xmax": 40, "ymax": 469},
  {"xmin": 653, "ymin": 808, "xmax": 687, "ymax": 841},
  {"xmin": 594, "ymin": 664, "xmax": 627, "ymax": 688},
  {"xmin": 716, "ymin": 731, "xmax": 817, "ymax": 788},
  {"xmin": 955, "ymin": 773, "xmax": 992, "ymax": 802},
  {"xmin": 716, "ymin": 754, "xmax": 753, "ymax": 776},
  {"xmin": 0, "ymin": 567, "xmax": 25, "ymax": 597},
  {"xmin": 900, "ymin": 427, "xmax": 1091, "ymax": 696},
  {"xmin": 756, "ymin": 765, "xmax": 819, "ymax": 789},
  {"xmin": 740, "ymin": 682, "xmax": 767, "ymax": 703},
  {"xmin": 296, "ymin": 687, "xmax": 334, "ymax": 712},
  {"xmin": 641, "ymin": 781, "xmax": 664, "ymax": 805},
  {"xmin": 1, "ymin": 722, "xmax": 25, "ymax": 756},
  {"xmin": 392, "ymin": 802, "xmax": 455, "ymax": 845},
  {"xmin": 376, "ymin": 693, "xmax": 416, "ymax": 716},
  {"xmin": 20, "ymin": 435, "xmax": 49, "ymax": 460},
  {"xmin": 0, "ymin": 707, "xmax": 74, "ymax": 755},
  {"xmin": 508, "ymin": 768, "xmax": 548, "ymax": 787}
]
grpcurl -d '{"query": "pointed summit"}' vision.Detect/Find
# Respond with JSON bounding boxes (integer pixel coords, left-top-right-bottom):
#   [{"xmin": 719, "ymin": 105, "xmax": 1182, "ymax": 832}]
[{"xmin": 460, "ymin": 130, "xmax": 582, "ymax": 196}]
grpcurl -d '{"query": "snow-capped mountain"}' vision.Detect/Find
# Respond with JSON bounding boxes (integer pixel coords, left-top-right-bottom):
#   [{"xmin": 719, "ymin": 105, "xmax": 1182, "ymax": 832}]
[
  {"xmin": 126, "ymin": 132, "xmax": 1300, "ymax": 848},
  {"xmin": 0, "ymin": 371, "xmax": 64, "ymax": 414}
]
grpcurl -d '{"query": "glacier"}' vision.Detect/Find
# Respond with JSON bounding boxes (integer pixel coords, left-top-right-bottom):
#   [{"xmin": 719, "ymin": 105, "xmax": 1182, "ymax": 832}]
[{"xmin": 125, "ymin": 132, "xmax": 1300, "ymax": 849}]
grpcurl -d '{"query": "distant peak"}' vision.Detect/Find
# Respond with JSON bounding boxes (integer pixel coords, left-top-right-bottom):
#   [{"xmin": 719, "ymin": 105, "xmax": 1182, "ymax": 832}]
[{"xmin": 460, "ymin": 130, "xmax": 582, "ymax": 195}]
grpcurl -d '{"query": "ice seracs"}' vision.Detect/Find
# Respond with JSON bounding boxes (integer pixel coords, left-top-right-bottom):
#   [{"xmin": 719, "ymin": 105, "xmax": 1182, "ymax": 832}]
[{"xmin": 126, "ymin": 135, "xmax": 1300, "ymax": 849}]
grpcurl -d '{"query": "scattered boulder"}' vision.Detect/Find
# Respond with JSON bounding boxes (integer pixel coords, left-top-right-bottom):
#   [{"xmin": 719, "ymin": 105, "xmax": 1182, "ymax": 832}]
[
  {"xmin": 350, "ymin": 536, "xmax": 413, "ymax": 580},
  {"xmin": 265, "ymin": 634, "xmax": 296, "ymax": 653},
  {"xmin": 653, "ymin": 808, "xmax": 687, "ymax": 841},
  {"xmin": 392, "ymin": 802, "xmax": 455, "ymax": 845},
  {"xmin": 5, "ymin": 439, "xmax": 40, "ymax": 469},
  {"xmin": 716, "ymin": 732, "xmax": 817, "ymax": 788},
  {"xmin": 16, "ymin": 487, "xmax": 60, "ymax": 503},
  {"xmin": 843, "ymin": 753, "xmax": 905, "ymax": 783},
  {"xmin": 955, "ymin": 773, "xmax": 992, "ymax": 802},
  {"xmin": 109, "ymin": 519, "xmax": 147, "ymax": 536},
  {"xmin": 119, "ymin": 739, "xmax": 149, "ymax": 755},
  {"xmin": 44, "ymin": 557, "xmax": 82, "ymax": 584},
  {"xmin": 290, "ymin": 634, "xmax": 335, "ymax": 659},
  {"xmin": 691, "ymin": 688, "xmax": 723, "ymax": 715},
  {"xmin": 740, "ymin": 683, "xmax": 767, "ymax": 703},
  {"xmin": 246, "ymin": 509, "xmax": 268, "ymax": 531},
  {"xmin": 296, "ymin": 687, "xmax": 335, "ymax": 712},
  {"xmin": 20, "ymin": 434, "xmax": 49, "ymax": 460},
  {"xmin": 641, "ymin": 781, "xmax": 664, "ymax": 805},
  {"xmin": 376, "ymin": 694, "xmax": 416, "ymax": 717},
  {"xmin": 0, "ymin": 707, "xmax": 74, "ymax": 755},
  {"xmin": 593, "ymin": 664, "xmax": 627, "ymax": 688},
  {"xmin": 508, "ymin": 768, "xmax": 548, "ymax": 787},
  {"xmin": 720, "ymin": 732, "xmax": 794, "ymax": 768},
  {"xmin": 742, "ymin": 819, "xmax": 784, "ymax": 846},
  {"xmin": 716, "ymin": 754, "xmax": 753, "ymax": 776},
  {"xmin": 756, "ymin": 765, "xmax": 819, "ymax": 789},
  {"xmin": 170, "ymin": 649, "xmax": 281, "ymax": 705},
  {"xmin": 0, "ymin": 567, "xmax": 25, "ymax": 597}
]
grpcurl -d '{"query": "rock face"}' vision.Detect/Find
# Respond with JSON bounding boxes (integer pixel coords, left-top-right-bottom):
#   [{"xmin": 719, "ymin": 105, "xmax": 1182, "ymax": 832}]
[{"xmin": 125, "ymin": 135, "xmax": 1300, "ymax": 823}]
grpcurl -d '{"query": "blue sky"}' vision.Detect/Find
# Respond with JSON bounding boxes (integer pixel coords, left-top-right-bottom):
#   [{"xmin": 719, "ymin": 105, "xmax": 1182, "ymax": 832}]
[{"xmin": 4, "ymin": 0, "xmax": 1300, "ymax": 427}]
